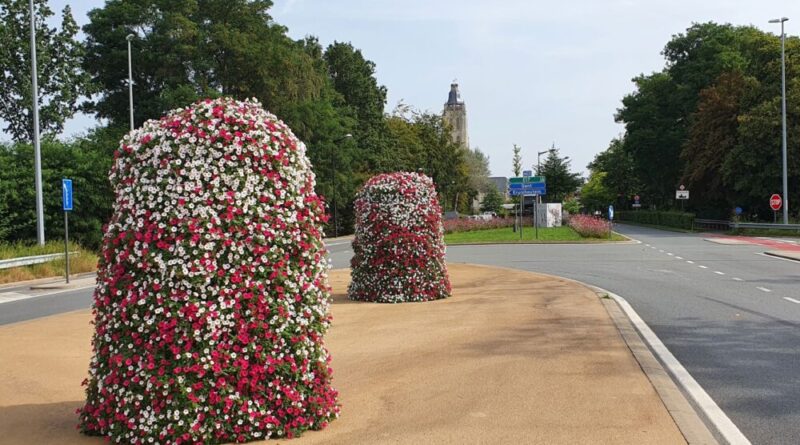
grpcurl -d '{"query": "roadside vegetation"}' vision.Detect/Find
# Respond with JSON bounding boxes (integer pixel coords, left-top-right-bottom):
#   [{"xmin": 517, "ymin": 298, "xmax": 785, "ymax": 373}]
[
  {"xmin": 445, "ymin": 225, "xmax": 626, "ymax": 244},
  {"xmin": 0, "ymin": 241, "xmax": 97, "ymax": 284}
]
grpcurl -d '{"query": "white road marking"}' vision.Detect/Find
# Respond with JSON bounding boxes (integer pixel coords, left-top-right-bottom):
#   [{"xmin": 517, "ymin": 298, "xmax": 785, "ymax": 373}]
[
  {"xmin": 733, "ymin": 277, "xmax": 744, "ymax": 282},
  {"xmin": 675, "ymin": 256, "xmax": 683, "ymax": 260},
  {"xmin": 756, "ymin": 287, "xmax": 771, "ymax": 293},
  {"xmin": 645, "ymin": 244, "xmax": 650, "ymax": 247},
  {"xmin": 603, "ymin": 290, "xmax": 752, "ymax": 445},
  {"xmin": 784, "ymin": 297, "xmax": 800, "ymax": 304},
  {"xmin": 698, "ymin": 265, "xmax": 708, "ymax": 269},
  {"xmin": 658, "ymin": 249, "xmax": 664, "ymax": 253},
  {"xmin": 687, "ymin": 260, "xmax": 695, "ymax": 264},
  {"xmin": 667, "ymin": 253, "xmax": 674, "ymax": 256},
  {"xmin": 714, "ymin": 271, "xmax": 725, "ymax": 275}
]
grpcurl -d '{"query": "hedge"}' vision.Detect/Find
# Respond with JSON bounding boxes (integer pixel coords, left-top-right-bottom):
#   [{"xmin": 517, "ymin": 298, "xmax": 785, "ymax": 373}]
[{"xmin": 616, "ymin": 210, "xmax": 695, "ymax": 230}]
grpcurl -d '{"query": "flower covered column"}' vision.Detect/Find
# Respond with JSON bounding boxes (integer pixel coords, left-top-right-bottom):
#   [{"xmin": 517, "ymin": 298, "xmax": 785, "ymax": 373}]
[
  {"xmin": 348, "ymin": 172, "xmax": 451, "ymax": 303},
  {"xmin": 79, "ymin": 98, "xmax": 338, "ymax": 444}
]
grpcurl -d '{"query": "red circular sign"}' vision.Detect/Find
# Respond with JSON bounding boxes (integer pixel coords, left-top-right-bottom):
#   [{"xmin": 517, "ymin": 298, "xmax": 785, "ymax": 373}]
[
  {"xmin": 770, "ymin": 194, "xmax": 782, "ymax": 211},
  {"xmin": 634, "ymin": 195, "xmax": 640, "ymax": 201}
]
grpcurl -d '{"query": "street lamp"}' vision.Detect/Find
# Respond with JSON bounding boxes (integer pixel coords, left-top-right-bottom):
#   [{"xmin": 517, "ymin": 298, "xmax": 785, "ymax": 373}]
[
  {"xmin": 536, "ymin": 146, "xmax": 556, "ymax": 204},
  {"xmin": 769, "ymin": 17, "xmax": 789, "ymax": 224},
  {"xmin": 29, "ymin": 0, "xmax": 45, "ymax": 245},
  {"xmin": 126, "ymin": 34, "xmax": 135, "ymax": 132},
  {"xmin": 331, "ymin": 133, "xmax": 352, "ymax": 237}
]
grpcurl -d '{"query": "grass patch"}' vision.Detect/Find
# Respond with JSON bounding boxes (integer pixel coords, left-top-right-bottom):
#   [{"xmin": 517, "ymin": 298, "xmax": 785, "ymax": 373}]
[
  {"xmin": 0, "ymin": 241, "xmax": 98, "ymax": 284},
  {"xmin": 445, "ymin": 226, "xmax": 626, "ymax": 244}
]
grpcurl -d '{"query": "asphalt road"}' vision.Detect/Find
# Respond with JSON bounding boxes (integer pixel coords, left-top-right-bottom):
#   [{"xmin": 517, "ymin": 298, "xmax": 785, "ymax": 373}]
[
  {"xmin": 2, "ymin": 227, "xmax": 798, "ymax": 444},
  {"xmin": 439, "ymin": 224, "xmax": 799, "ymax": 445}
]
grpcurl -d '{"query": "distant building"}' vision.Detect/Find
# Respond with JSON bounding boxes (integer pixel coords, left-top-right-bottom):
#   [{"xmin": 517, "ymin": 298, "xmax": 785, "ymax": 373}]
[
  {"xmin": 443, "ymin": 82, "xmax": 469, "ymax": 148},
  {"xmin": 489, "ymin": 177, "xmax": 509, "ymax": 199}
]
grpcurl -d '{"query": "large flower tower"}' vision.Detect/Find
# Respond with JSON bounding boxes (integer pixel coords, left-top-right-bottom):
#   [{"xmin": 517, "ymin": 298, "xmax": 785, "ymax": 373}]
[
  {"xmin": 79, "ymin": 98, "xmax": 338, "ymax": 444},
  {"xmin": 348, "ymin": 172, "xmax": 451, "ymax": 303}
]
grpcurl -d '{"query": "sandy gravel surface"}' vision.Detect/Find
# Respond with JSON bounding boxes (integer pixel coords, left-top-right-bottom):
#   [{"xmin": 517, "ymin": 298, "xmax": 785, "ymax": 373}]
[{"xmin": 0, "ymin": 263, "xmax": 684, "ymax": 445}]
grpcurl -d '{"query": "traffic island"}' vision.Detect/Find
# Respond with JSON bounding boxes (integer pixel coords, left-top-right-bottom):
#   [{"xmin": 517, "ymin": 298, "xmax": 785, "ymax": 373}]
[{"xmin": 0, "ymin": 264, "xmax": 688, "ymax": 444}]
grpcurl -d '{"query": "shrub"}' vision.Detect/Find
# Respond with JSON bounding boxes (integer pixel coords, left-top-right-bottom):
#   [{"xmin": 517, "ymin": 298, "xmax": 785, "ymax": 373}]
[
  {"xmin": 616, "ymin": 210, "xmax": 695, "ymax": 230},
  {"xmin": 79, "ymin": 98, "xmax": 338, "ymax": 444},
  {"xmin": 568, "ymin": 214, "xmax": 611, "ymax": 238},
  {"xmin": 443, "ymin": 217, "xmax": 515, "ymax": 234},
  {"xmin": 348, "ymin": 172, "xmax": 451, "ymax": 303}
]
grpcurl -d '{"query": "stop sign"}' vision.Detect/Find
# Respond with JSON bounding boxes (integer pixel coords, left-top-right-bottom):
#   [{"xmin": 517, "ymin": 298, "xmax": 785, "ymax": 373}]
[{"xmin": 770, "ymin": 194, "xmax": 782, "ymax": 211}]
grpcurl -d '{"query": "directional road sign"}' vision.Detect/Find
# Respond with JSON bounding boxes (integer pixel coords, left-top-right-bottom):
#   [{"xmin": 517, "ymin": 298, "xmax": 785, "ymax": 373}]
[{"xmin": 62, "ymin": 178, "xmax": 73, "ymax": 211}]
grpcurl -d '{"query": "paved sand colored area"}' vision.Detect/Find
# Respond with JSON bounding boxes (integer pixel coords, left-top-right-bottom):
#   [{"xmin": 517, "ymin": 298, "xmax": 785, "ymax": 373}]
[{"xmin": 0, "ymin": 264, "xmax": 684, "ymax": 444}]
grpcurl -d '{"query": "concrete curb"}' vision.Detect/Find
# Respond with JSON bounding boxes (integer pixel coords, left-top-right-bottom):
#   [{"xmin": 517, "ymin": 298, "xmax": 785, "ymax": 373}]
[
  {"xmin": 600, "ymin": 296, "xmax": 719, "ymax": 445},
  {"xmin": 0, "ymin": 272, "xmax": 96, "ymax": 291},
  {"xmin": 764, "ymin": 250, "xmax": 800, "ymax": 262}
]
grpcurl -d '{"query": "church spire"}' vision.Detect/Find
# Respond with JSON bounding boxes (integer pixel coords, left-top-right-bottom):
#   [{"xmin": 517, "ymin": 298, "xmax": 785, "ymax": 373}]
[{"xmin": 442, "ymin": 81, "xmax": 468, "ymax": 148}]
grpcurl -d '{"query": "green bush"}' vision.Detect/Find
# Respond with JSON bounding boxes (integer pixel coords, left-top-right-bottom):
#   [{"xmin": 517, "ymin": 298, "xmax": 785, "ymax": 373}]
[{"xmin": 617, "ymin": 210, "xmax": 695, "ymax": 230}]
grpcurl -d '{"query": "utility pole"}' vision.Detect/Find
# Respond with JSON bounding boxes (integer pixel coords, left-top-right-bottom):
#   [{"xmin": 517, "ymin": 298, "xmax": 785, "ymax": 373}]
[{"xmin": 769, "ymin": 17, "xmax": 790, "ymax": 224}]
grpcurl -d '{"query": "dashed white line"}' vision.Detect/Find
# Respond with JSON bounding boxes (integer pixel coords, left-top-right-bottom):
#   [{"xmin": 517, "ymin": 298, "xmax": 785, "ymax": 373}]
[
  {"xmin": 675, "ymin": 256, "xmax": 683, "ymax": 260},
  {"xmin": 686, "ymin": 260, "xmax": 695, "ymax": 264},
  {"xmin": 698, "ymin": 265, "xmax": 708, "ymax": 269},
  {"xmin": 784, "ymin": 297, "xmax": 800, "ymax": 304},
  {"xmin": 667, "ymin": 253, "xmax": 674, "ymax": 256},
  {"xmin": 658, "ymin": 249, "xmax": 664, "ymax": 253},
  {"xmin": 714, "ymin": 271, "xmax": 725, "ymax": 275},
  {"xmin": 733, "ymin": 277, "xmax": 744, "ymax": 282},
  {"xmin": 756, "ymin": 286, "xmax": 771, "ymax": 293}
]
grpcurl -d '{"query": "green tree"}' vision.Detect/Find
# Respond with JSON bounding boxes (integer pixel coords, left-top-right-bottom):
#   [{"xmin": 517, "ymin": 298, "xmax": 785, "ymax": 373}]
[
  {"xmin": 480, "ymin": 186, "xmax": 503, "ymax": 213},
  {"xmin": 538, "ymin": 149, "xmax": 582, "ymax": 203},
  {"xmin": 0, "ymin": 0, "xmax": 90, "ymax": 141},
  {"xmin": 512, "ymin": 144, "xmax": 522, "ymax": 176},
  {"xmin": 580, "ymin": 171, "xmax": 615, "ymax": 212},
  {"xmin": 588, "ymin": 137, "xmax": 640, "ymax": 207},
  {"xmin": 82, "ymin": 0, "xmax": 326, "ymax": 128}
]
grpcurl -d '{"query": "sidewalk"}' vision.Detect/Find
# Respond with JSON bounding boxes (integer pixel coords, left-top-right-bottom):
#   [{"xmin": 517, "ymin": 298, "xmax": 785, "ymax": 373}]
[{"xmin": 0, "ymin": 264, "xmax": 709, "ymax": 444}]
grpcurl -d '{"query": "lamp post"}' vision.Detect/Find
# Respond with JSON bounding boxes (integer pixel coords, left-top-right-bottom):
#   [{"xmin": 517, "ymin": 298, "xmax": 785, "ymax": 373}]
[
  {"xmin": 769, "ymin": 17, "xmax": 789, "ymax": 224},
  {"xmin": 126, "ymin": 34, "xmax": 135, "ymax": 131},
  {"xmin": 29, "ymin": 0, "xmax": 45, "ymax": 245},
  {"xmin": 536, "ymin": 146, "xmax": 556, "ymax": 204},
  {"xmin": 331, "ymin": 134, "xmax": 352, "ymax": 237}
]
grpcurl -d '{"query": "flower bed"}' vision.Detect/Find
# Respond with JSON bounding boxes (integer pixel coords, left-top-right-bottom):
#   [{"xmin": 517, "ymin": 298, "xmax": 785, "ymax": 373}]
[
  {"xmin": 348, "ymin": 172, "xmax": 450, "ymax": 303},
  {"xmin": 568, "ymin": 214, "xmax": 611, "ymax": 238},
  {"xmin": 79, "ymin": 98, "xmax": 338, "ymax": 444},
  {"xmin": 443, "ymin": 217, "xmax": 515, "ymax": 234}
]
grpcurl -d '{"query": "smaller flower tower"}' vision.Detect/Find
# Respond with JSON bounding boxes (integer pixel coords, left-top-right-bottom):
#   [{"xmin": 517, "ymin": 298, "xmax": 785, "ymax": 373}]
[{"xmin": 348, "ymin": 172, "xmax": 451, "ymax": 303}]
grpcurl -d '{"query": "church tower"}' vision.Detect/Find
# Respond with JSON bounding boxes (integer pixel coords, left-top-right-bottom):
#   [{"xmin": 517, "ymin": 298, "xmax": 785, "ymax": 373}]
[{"xmin": 443, "ymin": 82, "xmax": 469, "ymax": 148}]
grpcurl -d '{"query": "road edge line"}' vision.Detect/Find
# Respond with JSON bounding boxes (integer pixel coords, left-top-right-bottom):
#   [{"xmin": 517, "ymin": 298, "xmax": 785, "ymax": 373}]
[{"xmin": 601, "ymin": 288, "xmax": 751, "ymax": 445}]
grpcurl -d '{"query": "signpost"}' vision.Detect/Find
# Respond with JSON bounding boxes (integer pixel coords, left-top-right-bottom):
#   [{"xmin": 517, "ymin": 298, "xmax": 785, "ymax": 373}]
[
  {"xmin": 676, "ymin": 185, "xmax": 689, "ymax": 211},
  {"xmin": 632, "ymin": 194, "xmax": 641, "ymax": 209},
  {"xmin": 62, "ymin": 179, "xmax": 73, "ymax": 283},
  {"xmin": 770, "ymin": 194, "xmax": 782, "ymax": 223},
  {"xmin": 508, "ymin": 177, "xmax": 547, "ymax": 239}
]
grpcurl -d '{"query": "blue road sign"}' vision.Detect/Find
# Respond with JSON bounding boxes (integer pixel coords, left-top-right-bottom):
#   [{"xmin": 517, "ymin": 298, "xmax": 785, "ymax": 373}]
[
  {"xmin": 62, "ymin": 178, "xmax": 73, "ymax": 211},
  {"xmin": 608, "ymin": 204, "xmax": 614, "ymax": 220},
  {"xmin": 735, "ymin": 206, "xmax": 743, "ymax": 215},
  {"xmin": 523, "ymin": 170, "xmax": 532, "ymax": 177},
  {"xmin": 508, "ymin": 183, "xmax": 546, "ymax": 196}
]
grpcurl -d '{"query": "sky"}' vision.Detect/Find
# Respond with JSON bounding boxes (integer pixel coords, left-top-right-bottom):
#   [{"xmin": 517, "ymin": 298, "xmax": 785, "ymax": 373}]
[{"xmin": 20, "ymin": 0, "xmax": 800, "ymax": 177}]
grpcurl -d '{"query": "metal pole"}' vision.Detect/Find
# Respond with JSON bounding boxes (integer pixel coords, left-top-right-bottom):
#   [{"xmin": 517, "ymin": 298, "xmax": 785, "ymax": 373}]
[
  {"xmin": 29, "ymin": 0, "xmax": 44, "ymax": 245},
  {"xmin": 64, "ymin": 211, "xmax": 70, "ymax": 283},
  {"xmin": 780, "ymin": 20, "xmax": 789, "ymax": 224},
  {"xmin": 127, "ymin": 34, "xmax": 135, "ymax": 132},
  {"xmin": 332, "ymin": 158, "xmax": 338, "ymax": 238}
]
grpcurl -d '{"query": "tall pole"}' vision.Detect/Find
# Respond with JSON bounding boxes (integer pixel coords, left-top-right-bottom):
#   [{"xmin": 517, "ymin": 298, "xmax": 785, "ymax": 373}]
[
  {"xmin": 29, "ymin": 0, "xmax": 45, "ymax": 245},
  {"xmin": 127, "ymin": 34, "xmax": 135, "ymax": 131},
  {"xmin": 770, "ymin": 17, "xmax": 789, "ymax": 224},
  {"xmin": 780, "ymin": 20, "xmax": 789, "ymax": 224}
]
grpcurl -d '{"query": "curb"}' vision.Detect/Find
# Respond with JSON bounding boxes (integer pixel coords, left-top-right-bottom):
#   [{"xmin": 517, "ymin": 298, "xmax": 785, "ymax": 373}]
[
  {"xmin": 599, "ymin": 296, "xmax": 720, "ymax": 445},
  {"xmin": 764, "ymin": 250, "xmax": 800, "ymax": 262},
  {"xmin": 0, "ymin": 272, "xmax": 97, "ymax": 291}
]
